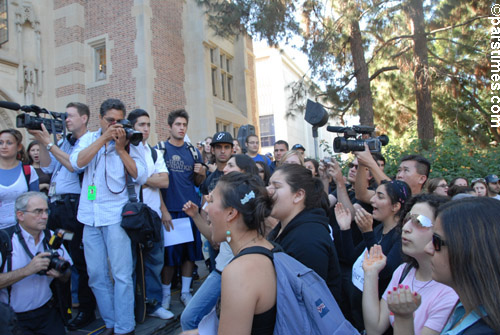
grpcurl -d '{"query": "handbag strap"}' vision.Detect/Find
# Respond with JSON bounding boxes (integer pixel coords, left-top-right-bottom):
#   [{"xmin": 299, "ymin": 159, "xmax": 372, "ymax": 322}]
[{"xmin": 126, "ymin": 173, "xmax": 138, "ymax": 203}]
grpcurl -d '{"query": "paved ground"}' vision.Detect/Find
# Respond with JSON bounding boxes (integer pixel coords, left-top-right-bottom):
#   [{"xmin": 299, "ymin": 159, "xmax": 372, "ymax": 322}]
[{"xmin": 67, "ymin": 260, "xmax": 209, "ymax": 335}]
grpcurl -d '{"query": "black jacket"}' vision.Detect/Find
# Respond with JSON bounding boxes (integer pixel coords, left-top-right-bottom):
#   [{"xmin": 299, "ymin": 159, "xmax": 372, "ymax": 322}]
[{"xmin": 268, "ymin": 208, "xmax": 342, "ymax": 303}]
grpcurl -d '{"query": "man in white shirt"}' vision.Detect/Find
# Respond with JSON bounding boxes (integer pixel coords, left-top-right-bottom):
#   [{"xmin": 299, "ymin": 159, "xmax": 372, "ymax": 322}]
[
  {"xmin": 0, "ymin": 192, "xmax": 72, "ymax": 335},
  {"xmin": 127, "ymin": 109, "xmax": 174, "ymax": 320},
  {"xmin": 70, "ymin": 99, "xmax": 147, "ymax": 335}
]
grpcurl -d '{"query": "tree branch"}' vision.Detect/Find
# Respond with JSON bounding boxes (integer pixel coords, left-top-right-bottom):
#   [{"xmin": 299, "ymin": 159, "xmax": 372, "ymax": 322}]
[
  {"xmin": 370, "ymin": 66, "xmax": 399, "ymax": 81},
  {"xmin": 426, "ymin": 15, "xmax": 488, "ymax": 36}
]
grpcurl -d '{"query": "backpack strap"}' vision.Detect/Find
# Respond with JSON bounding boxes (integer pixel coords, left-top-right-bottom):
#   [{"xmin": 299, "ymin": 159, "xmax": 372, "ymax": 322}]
[
  {"xmin": 186, "ymin": 142, "xmax": 199, "ymax": 162},
  {"xmin": 22, "ymin": 165, "xmax": 31, "ymax": 188},
  {"xmin": 0, "ymin": 229, "xmax": 13, "ymax": 274},
  {"xmin": 150, "ymin": 145, "xmax": 158, "ymax": 164},
  {"xmin": 398, "ymin": 263, "xmax": 413, "ymax": 284}
]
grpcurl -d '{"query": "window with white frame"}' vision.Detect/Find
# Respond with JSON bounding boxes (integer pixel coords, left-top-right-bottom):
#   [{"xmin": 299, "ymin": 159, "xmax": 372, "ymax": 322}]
[
  {"xmin": 93, "ymin": 42, "xmax": 106, "ymax": 81},
  {"xmin": 259, "ymin": 115, "xmax": 275, "ymax": 147},
  {"xmin": 209, "ymin": 45, "xmax": 234, "ymax": 103}
]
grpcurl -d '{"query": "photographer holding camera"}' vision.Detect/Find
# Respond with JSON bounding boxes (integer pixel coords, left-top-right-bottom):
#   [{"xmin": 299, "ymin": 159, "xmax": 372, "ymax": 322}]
[
  {"xmin": 69, "ymin": 98, "xmax": 147, "ymax": 335},
  {"xmin": 28, "ymin": 102, "xmax": 97, "ymax": 331},
  {"xmin": 0, "ymin": 192, "xmax": 72, "ymax": 335}
]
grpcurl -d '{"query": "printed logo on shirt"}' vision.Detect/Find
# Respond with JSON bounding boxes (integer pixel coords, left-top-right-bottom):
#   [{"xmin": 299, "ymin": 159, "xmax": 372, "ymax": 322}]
[
  {"xmin": 315, "ymin": 299, "xmax": 330, "ymax": 318},
  {"xmin": 167, "ymin": 155, "xmax": 194, "ymax": 173}
]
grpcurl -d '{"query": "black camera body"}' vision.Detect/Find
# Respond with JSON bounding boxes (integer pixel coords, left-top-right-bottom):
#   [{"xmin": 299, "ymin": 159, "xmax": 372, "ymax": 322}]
[
  {"xmin": 327, "ymin": 125, "xmax": 389, "ymax": 153},
  {"xmin": 0, "ymin": 101, "xmax": 67, "ymax": 134},
  {"xmin": 16, "ymin": 112, "xmax": 65, "ymax": 134},
  {"xmin": 116, "ymin": 119, "xmax": 143, "ymax": 146},
  {"xmin": 38, "ymin": 229, "xmax": 74, "ymax": 276}
]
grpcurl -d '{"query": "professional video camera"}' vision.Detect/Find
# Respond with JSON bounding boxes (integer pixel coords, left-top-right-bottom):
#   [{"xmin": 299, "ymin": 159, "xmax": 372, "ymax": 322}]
[
  {"xmin": 327, "ymin": 125, "xmax": 389, "ymax": 153},
  {"xmin": 0, "ymin": 101, "xmax": 66, "ymax": 134},
  {"xmin": 116, "ymin": 119, "xmax": 143, "ymax": 146},
  {"xmin": 38, "ymin": 229, "xmax": 74, "ymax": 276}
]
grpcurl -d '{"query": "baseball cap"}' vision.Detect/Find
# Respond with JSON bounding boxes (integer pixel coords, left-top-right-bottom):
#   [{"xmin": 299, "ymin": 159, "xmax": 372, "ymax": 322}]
[
  {"xmin": 292, "ymin": 144, "xmax": 306, "ymax": 151},
  {"xmin": 211, "ymin": 132, "xmax": 233, "ymax": 146},
  {"xmin": 485, "ymin": 174, "xmax": 499, "ymax": 183}
]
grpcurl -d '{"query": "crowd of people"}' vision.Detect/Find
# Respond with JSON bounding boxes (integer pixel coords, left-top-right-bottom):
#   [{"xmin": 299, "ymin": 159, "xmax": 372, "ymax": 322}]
[{"xmin": 0, "ymin": 99, "xmax": 499, "ymax": 335}]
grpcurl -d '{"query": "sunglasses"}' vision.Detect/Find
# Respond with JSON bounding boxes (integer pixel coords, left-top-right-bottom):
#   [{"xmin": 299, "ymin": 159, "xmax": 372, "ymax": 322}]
[
  {"xmin": 471, "ymin": 178, "xmax": 485, "ymax": 184},
  {"xmin": 404, "ymin": 213, "xmax": 433, "ymax": 228},
  {"xmin": 432, "ymin": 233, "xmax": 447, "ymax": 251},
  {"xmin": 348, "ymin": 163, "xmax": 358, "ymax": 169}
]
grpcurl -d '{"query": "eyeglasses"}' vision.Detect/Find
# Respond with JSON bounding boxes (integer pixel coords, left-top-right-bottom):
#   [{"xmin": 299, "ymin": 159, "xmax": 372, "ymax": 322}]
[
  {"xmin": 103, "ymin": 116, "xmax": 121, "ymax": 124},
  {"xmin": 24, "ymin": 208, "xmax": 50, "ymax": 216},
  {"xmin": 432, "ymin": 233, "xmax": 447, "ymax": 251},
  {"xmin": 403, "ymin": 213, "xmax": 433, "ymax": 228},
  {"xmin": 348, "ymin": 163, "xmax": 358, "ymax": 169}
]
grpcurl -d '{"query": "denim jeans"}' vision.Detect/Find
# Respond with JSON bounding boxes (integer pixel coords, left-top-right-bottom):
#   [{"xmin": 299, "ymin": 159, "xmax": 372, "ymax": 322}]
[
  {"xmin": 132, "ymin": 238, "xmax": 164, "ymax": 314},
  {"xmin": 180, "ymin": 270, "xmax": 221, "ymax": 330},
  {"xmin": 83, "ymin": 224, "xmax": 135, "ymax": 333}
]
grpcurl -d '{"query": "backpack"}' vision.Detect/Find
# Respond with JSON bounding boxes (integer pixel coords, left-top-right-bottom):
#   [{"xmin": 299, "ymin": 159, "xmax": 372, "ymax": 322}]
[
  {"xmin": 0, "ymin": 227, "xmax": 72, "ymax": 325},
  {"xmin": 156, "ymin": 140, "xmax": 200, "ymax": 162},
  {"xmin": 21, "ymin": 165, "xmax": 31, "ymax": 189},
  {"xmin": 233, "ymin": 246, "xmax": 359, "ymax": 335}
]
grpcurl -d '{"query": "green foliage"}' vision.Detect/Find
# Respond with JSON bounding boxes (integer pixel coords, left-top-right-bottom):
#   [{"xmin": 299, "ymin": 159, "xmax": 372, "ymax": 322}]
[{"xmin": 382, "ymin": 129, "xmax": 500, "ymax": 182}]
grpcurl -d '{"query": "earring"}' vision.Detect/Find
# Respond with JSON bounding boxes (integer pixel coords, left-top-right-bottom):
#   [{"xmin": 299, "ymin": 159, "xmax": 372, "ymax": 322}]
[{"xmin": 226, "ymin": 230, "xmax": 232, "ymax": 243}]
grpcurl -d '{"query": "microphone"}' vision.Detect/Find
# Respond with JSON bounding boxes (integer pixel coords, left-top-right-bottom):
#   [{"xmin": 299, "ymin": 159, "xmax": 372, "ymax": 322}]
[{"xmin": 0, "ymin": 101, "xmax": 22, "ymax": 111}]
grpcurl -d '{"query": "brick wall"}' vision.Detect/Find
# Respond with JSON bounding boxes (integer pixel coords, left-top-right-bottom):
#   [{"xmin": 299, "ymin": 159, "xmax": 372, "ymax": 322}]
[
  {"xmin": 150, "ymin": 0, "xmax": 186, "ymax": 142},
  {"xmin": 84, "ymin": 0, "xmax": 137, "ymax": 130}
]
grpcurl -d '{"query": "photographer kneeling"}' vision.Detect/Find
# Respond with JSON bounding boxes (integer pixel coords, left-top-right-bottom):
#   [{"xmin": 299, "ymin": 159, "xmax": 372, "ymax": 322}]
[{"xmin": 0, "ymin": 192, "xmax": 72, "ymax": 335}]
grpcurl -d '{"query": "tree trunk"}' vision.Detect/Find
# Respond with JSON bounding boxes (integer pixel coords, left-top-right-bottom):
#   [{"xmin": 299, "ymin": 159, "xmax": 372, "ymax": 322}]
[
  {"xmin": 350, "ymin": 20, "xmax": 374, "ymax": 126},
  {"xmin": 407, "ymin": 0, "xmax": 434, "ymax": 146}
]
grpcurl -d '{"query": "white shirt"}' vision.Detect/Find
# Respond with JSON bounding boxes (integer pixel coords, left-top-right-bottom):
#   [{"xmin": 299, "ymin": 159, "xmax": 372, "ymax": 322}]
[
  {"xmin": 0, "ymin": 226, "xmax": 73, "ymax": 313},
  {"xmin": 69, "ymin": 130, "xmax": 147, "ymax": 226},
  {"xmin": 0, "ymin": 166, "xmax": 38, "ymax": 229},
  {"xmin": 142, "ymin": 145, "xmax": 168, "ymax": 216}
]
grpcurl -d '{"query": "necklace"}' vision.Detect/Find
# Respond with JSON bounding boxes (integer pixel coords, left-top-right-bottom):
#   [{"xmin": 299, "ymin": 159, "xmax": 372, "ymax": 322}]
[
  {"xmin": 411, "ymin": 270, "xmax": 434, "ymax": 293},
  {"xmin": 236, "ymin": 236, "xmax": 259, "ymax": 255}
]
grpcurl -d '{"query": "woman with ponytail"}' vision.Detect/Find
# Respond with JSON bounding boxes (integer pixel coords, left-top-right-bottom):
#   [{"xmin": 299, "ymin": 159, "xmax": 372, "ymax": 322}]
[
  {"xmin": 0, "ymin": 129, "xmax": 39, "ymax": 232},
  {"xmin": 267, "ymin": 164, "xmax": 342, "ymax": 302},
  {"xmin": 206, "ymin": 172, "xmax": 276, "ymax": 334}
]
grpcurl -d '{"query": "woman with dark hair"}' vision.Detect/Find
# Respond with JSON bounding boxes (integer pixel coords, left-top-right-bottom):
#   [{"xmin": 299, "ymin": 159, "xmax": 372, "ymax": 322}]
[
  {"xmin": 0, "ymin": 129, "xmax": 39, "ymax": 231},
  {"xmin": 223, "ymin": 154, "xmax": 258, "ymax": 176},
  {"xmin": 335, "ymin": 179, "xmax": 411, "ymax": 330},
  {"xmin": 362, "ymin": 194, "xmax": 458, "ymax": 335},
  {"xmin": 448, "ymin": 177, "xmax": 468, "ymax": 188},
  {"xmin": 304, "ymin": 158, "xmax": 319, "ymax": 177},
  {"xmin": 426, "ymin": 178, "xmax": 448, "ymax": 197},
  {"xmin": 392, "ymin": 197, "xmax": 500, "ymax": 334},
  {"xmin": 202, "ymin": 136, "xmax": 214, "ymax": 165},
  {"xmin": 207, "ymin": 172, "xmax": 276, "ymax": 334},
  {"xmin": 232, "ymin": 139, "xmax": 243, "ymax": 154},
  {"xmin": 255, "ymin": 161, "xmax": 271, "ymax": 185},
  {"xmin": 267, "ymin": 164, "xmax": 341, "ymax": 302},
  {"xmin": 27, "ymin": 140, "xmax": 51, "ymax": 194}
]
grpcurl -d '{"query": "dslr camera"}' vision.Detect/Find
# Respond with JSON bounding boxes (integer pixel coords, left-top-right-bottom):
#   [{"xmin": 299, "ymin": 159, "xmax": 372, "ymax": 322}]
[
  {"xmin": 116, "ymin": 119, "xmax": 143, "ymax": 146},
  {"xmin": 0, "ymin": 101, "xmax": 66, "ymax": 134},
  {"xmin": 38, "ymin": 229, "xmax": 74, "ymax": 276},
  {"xmin": 327, "ymin": 125, "xmax": 389, "ymax": 153}
]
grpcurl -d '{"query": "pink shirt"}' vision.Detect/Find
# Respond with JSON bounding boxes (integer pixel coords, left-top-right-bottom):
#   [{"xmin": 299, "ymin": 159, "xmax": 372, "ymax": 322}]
[{"xmin": 382, "ymin": 263, "xmax": 458, "ymax": 334}]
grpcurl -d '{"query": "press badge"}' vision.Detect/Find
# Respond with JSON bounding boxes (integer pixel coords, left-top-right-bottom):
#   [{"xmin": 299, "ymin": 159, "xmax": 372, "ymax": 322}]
[
  {"xmin": 88, "ymin": 185, "xmax": 96, "ymax": 200},
  {"xmin": 48, "ymin": 182, "xmax": 56, "ymax": 197}
]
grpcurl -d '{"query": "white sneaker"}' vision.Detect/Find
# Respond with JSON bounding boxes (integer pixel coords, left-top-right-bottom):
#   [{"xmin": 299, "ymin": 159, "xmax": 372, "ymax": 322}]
[
  {"xmin": 148, "ymin": 306, "xmax": 174, "ymax": 320},
  {"xmin": 180, "ymin": 292, "xmax": 193, "ymax": 307},
  {"xmin": 162, "ymin": 294, "xmax": 171, "ymax": 310}
]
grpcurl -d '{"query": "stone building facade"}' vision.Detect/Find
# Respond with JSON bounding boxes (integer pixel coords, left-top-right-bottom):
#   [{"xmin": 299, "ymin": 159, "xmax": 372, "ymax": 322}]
[{"xmin": 0, "ymin": 0, "xmax": 258, "ymax": 145}]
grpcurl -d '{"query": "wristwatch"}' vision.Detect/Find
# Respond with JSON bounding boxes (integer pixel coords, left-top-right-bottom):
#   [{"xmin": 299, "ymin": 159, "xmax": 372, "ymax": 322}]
[{"xmin": 46, "ymin": 143, "xmax": 54, "ymax": 151}]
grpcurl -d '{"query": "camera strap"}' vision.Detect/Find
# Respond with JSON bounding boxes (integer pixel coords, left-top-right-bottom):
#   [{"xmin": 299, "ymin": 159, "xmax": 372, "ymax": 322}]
[{"xmin": 14, "ymin": 224, "xmax": 50, "ymax": 261}]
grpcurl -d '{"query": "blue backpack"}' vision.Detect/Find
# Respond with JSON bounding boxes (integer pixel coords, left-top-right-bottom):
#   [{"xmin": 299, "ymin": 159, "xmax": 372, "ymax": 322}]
[{"xmin": 234, "ymin": 246, "xmax": 359, "ymax": 335}]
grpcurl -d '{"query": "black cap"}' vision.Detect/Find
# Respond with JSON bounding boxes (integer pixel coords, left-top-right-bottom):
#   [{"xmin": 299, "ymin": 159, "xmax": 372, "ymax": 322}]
[
  {"xmin": 485, "ymin": 174, "xmax": 499, "ymax": 183},
  {"xmin": 211, "ymin": 132, "xmax": 234, "ymax": 146},
  {"xmin": 292, "ymin": 144, "xmax": 306, "ymax": 151}
]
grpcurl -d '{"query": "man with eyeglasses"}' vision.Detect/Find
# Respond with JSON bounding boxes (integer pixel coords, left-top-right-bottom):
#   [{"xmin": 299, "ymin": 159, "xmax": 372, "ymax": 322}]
[
  {"xmin": 245, "ymin": 134, "xmax": 271, "ymax": 167},
  {"xmin": 70, "ymin": 98, "xmax": 147, "ymax": 335},
  {"xmin": 485, "ymin": 174, "xmax": 500, "ymax": 200},
  {"xmin": 0, "ymin": 192, "xmax": 72, "ymax": 335},
  {"xmin": 28, "ymin": 102, "xmax": 97, "ymax": 330}
]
